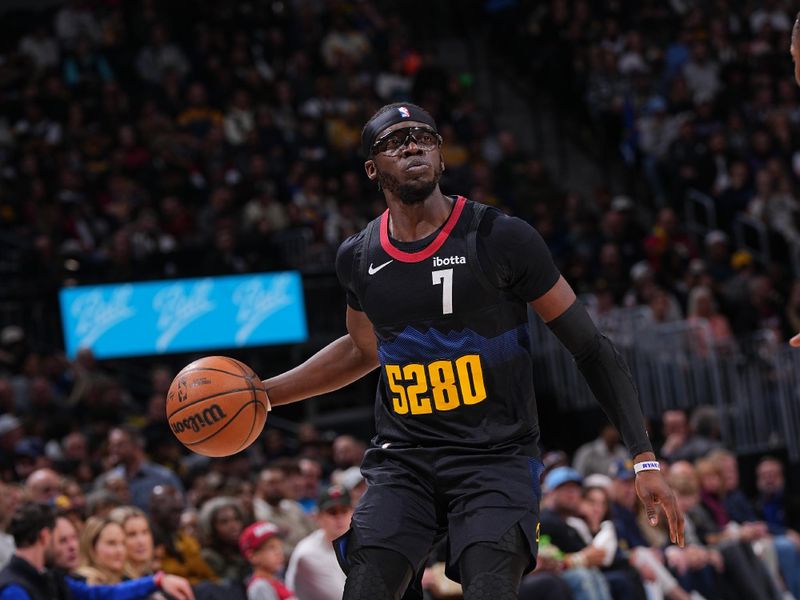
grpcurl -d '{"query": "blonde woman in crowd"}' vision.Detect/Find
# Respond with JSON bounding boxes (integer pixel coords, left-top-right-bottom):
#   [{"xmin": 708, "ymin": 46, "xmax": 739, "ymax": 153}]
[
  {"xmin": 76, "ymin": 516, "xmax": 128, "ymax": 584},
  {"xmin": 0, "ymin": 482, "xmax": 23, "ymax": 569},
  {"xmin": 109, "ymin": 506, "xmax": 157, "ymax": 579},
  {"xmin": 686, "ymin": 286, "xmax": 735, "ymax": 355}
]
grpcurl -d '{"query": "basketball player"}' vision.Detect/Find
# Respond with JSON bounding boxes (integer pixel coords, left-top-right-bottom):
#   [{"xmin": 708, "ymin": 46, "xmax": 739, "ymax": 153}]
[{"xmin": 261, "ymin": 103, "xmax": 683, "ymax": 600}]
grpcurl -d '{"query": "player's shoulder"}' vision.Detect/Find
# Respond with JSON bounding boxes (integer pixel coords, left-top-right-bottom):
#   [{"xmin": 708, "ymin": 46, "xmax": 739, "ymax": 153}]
[
  {"xmin": 335, "ymin": 215, "xmax": 383, "ymax": 285},
  {"xmin": 335, "ymin": 218, "xmax": 374, "ymax": 264},
  {"xmin": 474, "ymin": 206, "xmax": 542, "ymax": 248},
  {"xmin": 336, "ymin": 228, "xmax": 367, "ymax": 258}
]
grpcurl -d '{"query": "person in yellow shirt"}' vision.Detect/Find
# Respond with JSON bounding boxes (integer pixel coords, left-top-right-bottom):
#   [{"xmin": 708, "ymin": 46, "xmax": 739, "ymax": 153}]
[{"xmin": 149, "ymin": 485, "xmax": 217, "ymax": 585}]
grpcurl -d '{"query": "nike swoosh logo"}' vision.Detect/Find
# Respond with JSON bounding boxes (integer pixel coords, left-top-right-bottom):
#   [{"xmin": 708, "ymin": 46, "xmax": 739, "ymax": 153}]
[{"xmin": 368, "ymin": 260, "xmax": 393, "ymax": 275}]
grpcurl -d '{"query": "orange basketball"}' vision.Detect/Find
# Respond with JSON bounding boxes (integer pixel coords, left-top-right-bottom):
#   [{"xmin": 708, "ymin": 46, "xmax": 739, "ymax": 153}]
[{"xmin": 166, "ymin": 356, "xmax": 268, "ymax": 457}]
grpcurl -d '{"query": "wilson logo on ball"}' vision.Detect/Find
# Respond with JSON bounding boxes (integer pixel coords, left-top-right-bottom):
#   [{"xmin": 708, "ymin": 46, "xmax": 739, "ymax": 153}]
[
  {"xmin": 170, "ymin": 404, "xmax": 227, "ymax": 434},
  {"xmin": 167, "ymin": 356, "xmax": 269, "ymax": 457}
]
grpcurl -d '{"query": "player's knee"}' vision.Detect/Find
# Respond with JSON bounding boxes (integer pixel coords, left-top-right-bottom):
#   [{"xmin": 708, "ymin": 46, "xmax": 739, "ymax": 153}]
[
  {"xmin": 463, "ymin": 572, "xmax": 520, "ymax": 600},
  {"xmin": 459, "ymin": 525, "xmax": 529, "ymax": 600},
  {"xmin": 343, "ymin": 563, "xmax": 394, "ymax": 600},
  {"xmin": 343, "ymin": 547, "xmax": 415, "ymax": 600}
]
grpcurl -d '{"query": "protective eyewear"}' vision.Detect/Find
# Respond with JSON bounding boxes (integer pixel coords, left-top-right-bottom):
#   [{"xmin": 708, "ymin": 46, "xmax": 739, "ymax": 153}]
[{"xmin": 371, "ymin": 126, "xmax": 442, "ymax": 156}]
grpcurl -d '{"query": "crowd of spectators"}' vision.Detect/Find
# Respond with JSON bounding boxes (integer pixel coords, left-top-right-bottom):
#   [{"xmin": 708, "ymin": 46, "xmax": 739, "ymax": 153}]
[
  {"xmin": 530, "ymin": 409, "xmax": 800, "ymax": 600},
  {"xmin": 0, "ymin": 0, "xmax": 500, "ymax": 291},
  {"xmin": 2, "ymin": 0, "xmax": 799, "ymax": 347},
  {"xmin": 490, "ymin": 0, "xmax": 800, "ymax": 347},
  {"xmin": 2, "ymin": 397, "xmax": 799, "ymax": 600},
  {"xmin": 0, "ymin": 407, "xmax": 374, "ymax": 599}
]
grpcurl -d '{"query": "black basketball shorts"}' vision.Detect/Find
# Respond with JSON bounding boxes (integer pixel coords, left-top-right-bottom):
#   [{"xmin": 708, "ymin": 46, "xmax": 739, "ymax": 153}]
[{"xmin": 333, "ymin": 440, "xmax": 544, "ymax": 583}]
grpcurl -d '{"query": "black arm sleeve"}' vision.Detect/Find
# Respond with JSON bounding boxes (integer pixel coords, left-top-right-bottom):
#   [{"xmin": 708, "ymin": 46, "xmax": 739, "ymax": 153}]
[{"xmin": 547, "ymin": 300, "xmax": 654, "ymax": 457}]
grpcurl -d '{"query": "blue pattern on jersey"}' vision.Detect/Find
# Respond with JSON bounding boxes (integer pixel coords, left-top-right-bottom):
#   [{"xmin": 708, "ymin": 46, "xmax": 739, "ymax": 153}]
[{"xmin": 377, "ymin": 324, "xmax": 530, "ymax": 366}]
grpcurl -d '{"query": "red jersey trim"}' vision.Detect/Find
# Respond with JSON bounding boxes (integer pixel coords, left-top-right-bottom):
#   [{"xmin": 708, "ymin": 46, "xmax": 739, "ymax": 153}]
[{"xmin": 379, "ymin": 196, "xmax": 466, "ymax": 263}]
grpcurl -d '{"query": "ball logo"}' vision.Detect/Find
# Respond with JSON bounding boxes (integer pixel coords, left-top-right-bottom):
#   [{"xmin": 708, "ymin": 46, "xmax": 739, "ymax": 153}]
[
  {"xmin": 189, "ymin": 377, "xmax": 212, "ymax": 388},
  {"xmin": 432, "ymin": 255, "xmax": 466, "ymax": 267},
  {"xmin": 398, "ymin": 106, "xmax": 410, "ymax": 118},
  {"xmin": 170, "ymin": 404, "xmax": 227, "ymax": 434},
  {"xmin": 177, "ymin": 378, "xmax": 188, "ymax": 403}
]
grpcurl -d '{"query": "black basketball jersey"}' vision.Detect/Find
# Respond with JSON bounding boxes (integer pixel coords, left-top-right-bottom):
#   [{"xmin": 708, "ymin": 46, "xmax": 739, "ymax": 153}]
[{"xmin": 336, "ymin": 197, "xmax": 560, "ymax": 449}]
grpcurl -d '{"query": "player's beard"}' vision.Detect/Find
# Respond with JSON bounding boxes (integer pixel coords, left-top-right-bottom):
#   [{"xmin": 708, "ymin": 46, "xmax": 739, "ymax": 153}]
[{"xmin": 377, "ymin": 163, "xmax": 442, "ymax": 205}]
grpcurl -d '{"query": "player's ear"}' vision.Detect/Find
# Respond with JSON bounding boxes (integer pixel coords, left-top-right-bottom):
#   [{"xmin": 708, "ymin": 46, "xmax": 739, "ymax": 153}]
[{"xmin": 364, "ymin": 159, "xmax": 377, "ymax": 181}]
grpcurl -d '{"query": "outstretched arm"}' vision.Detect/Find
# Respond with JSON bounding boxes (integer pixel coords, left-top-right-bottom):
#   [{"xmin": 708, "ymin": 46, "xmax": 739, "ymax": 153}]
[
  {"xmin": 530, "ymin": 276, "xmax": 684, "ymax": 546},
  {"xmin": 263, "ymin": 306, "xmax": 380, "ymax": 407},
  {"xmin": 0, "ymin": 584, "xmax": 31, "ymax": 600},
  {"xmin": 65, "ymin": 573, "xmax": 194, "ymax": 600}
]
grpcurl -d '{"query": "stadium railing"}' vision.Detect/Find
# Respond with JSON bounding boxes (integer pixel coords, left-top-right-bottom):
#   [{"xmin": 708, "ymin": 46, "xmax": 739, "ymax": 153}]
[
  {"xmin": 684, "ymin": 189, "xmax": 718, "ymax": 243},
  {"xmin": 529, "ymin": 307, "xmax": 800, "ymax": 462}
]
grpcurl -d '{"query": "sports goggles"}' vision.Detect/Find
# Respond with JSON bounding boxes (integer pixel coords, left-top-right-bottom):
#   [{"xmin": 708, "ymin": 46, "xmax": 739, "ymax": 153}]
[{"xmin": 371, "ymin": 126, "xmax": 442, "ymax": 156}]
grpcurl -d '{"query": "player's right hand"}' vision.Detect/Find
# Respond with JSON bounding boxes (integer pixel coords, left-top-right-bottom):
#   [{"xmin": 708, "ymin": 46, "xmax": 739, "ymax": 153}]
[{"xmin": 791, "ymin": 333, "xmax": 800, "ymax": 347}]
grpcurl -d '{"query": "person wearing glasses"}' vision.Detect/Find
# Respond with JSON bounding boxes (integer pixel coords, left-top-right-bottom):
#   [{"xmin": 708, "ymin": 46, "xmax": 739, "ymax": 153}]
[{"xmin": 260, "ymin": 102, "xmax": 683, "ymax": 600}]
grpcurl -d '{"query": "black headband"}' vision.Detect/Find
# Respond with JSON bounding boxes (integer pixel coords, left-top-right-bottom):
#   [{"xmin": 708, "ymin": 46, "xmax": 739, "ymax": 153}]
[{"xmin": 361, "ymin": 105, "xmax": 438, "ymax": 157}]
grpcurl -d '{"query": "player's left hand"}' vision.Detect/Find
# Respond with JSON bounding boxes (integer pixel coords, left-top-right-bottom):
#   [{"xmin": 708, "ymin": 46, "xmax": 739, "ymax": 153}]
[{"xmin": 635, "ymin": 470, "xmax": 685, "ymax": 547}]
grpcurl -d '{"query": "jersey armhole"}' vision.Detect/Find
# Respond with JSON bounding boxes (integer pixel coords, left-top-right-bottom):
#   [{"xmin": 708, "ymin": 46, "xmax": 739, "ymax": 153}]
[
  {"xmin": 354, "ymin": 217, "xmax": 380, "ymax": 302},
  {"xmin": 466, "ymin": 202, "xmax": 498, "ymax": 293}
]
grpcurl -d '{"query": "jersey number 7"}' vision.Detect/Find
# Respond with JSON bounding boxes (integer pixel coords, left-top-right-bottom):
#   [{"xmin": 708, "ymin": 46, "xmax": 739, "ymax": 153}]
[{"xmin": 432, "ymin": 269, "xmax": 453, "ymax": 315}]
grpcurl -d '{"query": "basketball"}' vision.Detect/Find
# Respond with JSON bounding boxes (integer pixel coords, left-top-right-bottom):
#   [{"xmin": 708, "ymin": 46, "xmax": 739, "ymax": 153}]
[{"xmin": 166, "ymin": 356, "xmax": 269, "ymax": 457}]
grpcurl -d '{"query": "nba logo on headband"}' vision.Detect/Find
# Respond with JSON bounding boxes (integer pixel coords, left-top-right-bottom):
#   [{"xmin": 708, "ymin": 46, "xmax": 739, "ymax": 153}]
[{"xmin": 361, "ymin": 104, "xmax": 437, "ymax": 157}]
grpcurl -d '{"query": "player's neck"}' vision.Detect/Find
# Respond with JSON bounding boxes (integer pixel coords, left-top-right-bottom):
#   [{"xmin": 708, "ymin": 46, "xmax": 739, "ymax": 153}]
[{"xmin": 385, "ymin": 190, "xmax": 452, "ymax": 242}]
